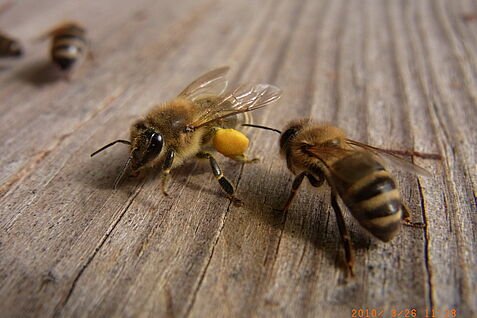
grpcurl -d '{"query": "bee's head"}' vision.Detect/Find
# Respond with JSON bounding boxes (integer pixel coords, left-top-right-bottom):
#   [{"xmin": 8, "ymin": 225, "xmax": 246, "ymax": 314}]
[
  {"xmin": 90, "ymin": 119, "xmax": 164, "ymax": 189},
  {"xmin": 130, "ymin": 121, "xmax": 164, "ymax": 171},
  {"xmin": 8, "ymin": 40, "xmax": 22, "ymax": 57},
  {"xmin": 279, "ymin": 119, "xmax": 310, "ymax": 155}
]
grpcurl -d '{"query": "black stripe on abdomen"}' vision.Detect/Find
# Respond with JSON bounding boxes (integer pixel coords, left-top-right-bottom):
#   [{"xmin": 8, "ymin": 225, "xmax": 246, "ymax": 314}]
[
  {"xmin": 54, "ymin": 33, "xmax": 86, "ymax": 43},
  {"xmin": 52, "ymin": 55, "xmax": 77, "ymax": 70},
  {"xmin": 352, "ymin": 175, "xmax": 396, "ymax": 202},
  {"xmin": 332, "ymin": 153, "xmax": 403, "ymax": 242}
]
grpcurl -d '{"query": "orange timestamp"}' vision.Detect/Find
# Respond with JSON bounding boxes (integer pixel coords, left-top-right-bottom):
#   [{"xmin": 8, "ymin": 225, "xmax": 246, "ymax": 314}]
[{"xmin": 351, "ymin": 308, "xmax": 457, "ymax": 318}]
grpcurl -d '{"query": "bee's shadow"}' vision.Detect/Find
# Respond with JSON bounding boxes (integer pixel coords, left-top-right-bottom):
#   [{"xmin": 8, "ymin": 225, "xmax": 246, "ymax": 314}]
[
  {"xmin": 82, "ymin": 152, "xmax": 218, "ymax": 193},
  {"xmin": 173, "ymin": 157, "xmax": 375, "ymax": 275},
  {"xmin": 0, "ymin": 64, "xmax": 13, "ymax": 72},
  {"xmin": 14, "ymin": 60, "xmax": 66, "ymax": 86},
  {"xmin": 81, "ymin": 149, "xmax": 373, "ymax": 275},
  {"xmin": 230, "ymin": 162, "xmax": 374, "ymax": 276}
]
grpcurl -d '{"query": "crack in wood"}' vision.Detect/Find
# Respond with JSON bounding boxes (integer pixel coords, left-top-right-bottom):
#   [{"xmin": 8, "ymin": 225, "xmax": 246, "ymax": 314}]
[
  {"xmin": 52, "ymin": 184, "xmax": 144, "ymax": 317},
  {"xmin": 417, "ymin": 179, "xmax": 434, "ymax": 311},
  {"xmin": 183, "ymin": 196, "xmax": 233, "ymax": 318},
  {"xmin": 0, "ymin": 149, "xmax": 51, "ymax": 197},
  {"xmin": 230, "ymin": 0, "xmax": 278, "ymax": 85},
  {"xmin": 384, "ymin": 0, "xmax": 415, "ymax": 150},
  {"xmin": 331, "ymin": 0, "xmax": 346, "ymax": 124}
]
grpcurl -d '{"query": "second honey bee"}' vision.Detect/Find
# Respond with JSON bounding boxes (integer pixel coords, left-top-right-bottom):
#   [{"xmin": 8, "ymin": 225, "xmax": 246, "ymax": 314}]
[
  {"xmin": 44, "ymin": 21, "xmax": 88, "ymax": 71},
  {"xmin": 245, "ymin": 118, "xmax": 439, "ymax": 275},
  {"xmin": 0, "ymin": 2, "xmax": 22, "ymax": 58},
  {"xmin": 91, "ymin": 67, "xmax": 282, "ymax": 203}
]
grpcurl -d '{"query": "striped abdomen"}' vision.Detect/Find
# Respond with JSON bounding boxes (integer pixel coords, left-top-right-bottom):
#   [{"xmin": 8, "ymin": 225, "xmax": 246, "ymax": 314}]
[
  {"xmin": 51, "ymin": 26, "xmax": 86, "ymax": 70},
  {"xmin": 331, "ymin": 152, "xmax": 403, "ymax": 242},
  {"xmin": 0, "ymin": 33, "xmax": 22, "ymax": 57}
]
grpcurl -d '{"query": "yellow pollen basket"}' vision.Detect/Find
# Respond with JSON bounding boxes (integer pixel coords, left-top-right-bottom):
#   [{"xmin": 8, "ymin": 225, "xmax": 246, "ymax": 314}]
[{"xmin": 213, "ymin": 128, "xmax": 249, "ymax": 157}]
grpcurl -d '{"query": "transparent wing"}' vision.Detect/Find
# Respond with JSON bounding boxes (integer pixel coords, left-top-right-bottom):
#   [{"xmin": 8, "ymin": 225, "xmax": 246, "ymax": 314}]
[
  {"xmin": 34, "ymin": 21, "xmax": 83, "ymax": 42},
  {"xmin": 345, "ymin": 139, "xmax": 432, "ymax": 177},
  {"xmin": 178, "ymin": 66, "xmax": 230, "ymax": 100},
  {"xmin": 188, "ymin": 83, "xmax": 282, "ymax": 129},
  {"xmin": 302, "ymin": 144, "xmax": 355, "ymax": 170}
]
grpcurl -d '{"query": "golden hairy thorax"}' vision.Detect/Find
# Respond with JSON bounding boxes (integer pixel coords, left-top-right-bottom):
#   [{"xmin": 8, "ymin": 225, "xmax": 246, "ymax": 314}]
[
  {"xmin": 145, "ymin": 96, "xmax": 251, "ymax": 159},
  {"xmin": 287, "ymin": 123, "xmax": 348, "ymax": 174},
  {"xmin": 144, "ymin": 98, "xmax": 198, "ymax": 132},
  {"xmin": 130, "ymin": 98, "xmax": 208, "ymax": 169},
  {"xmin": 299, "ymin": 124, "xmax": 346, "ymax": 145}
]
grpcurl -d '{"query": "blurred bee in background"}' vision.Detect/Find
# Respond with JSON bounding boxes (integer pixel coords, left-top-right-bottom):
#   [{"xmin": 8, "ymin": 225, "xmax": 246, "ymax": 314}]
[
  {"xmin": 0, "ymin": 2, "xmax": 22, "ymax": 58},
  {"xmin": 0, "ymin": 32, "xmax": 22, "ymax": 57},
  {"xmin": 244, "ymin": 118, "xmax": 440, "ymax": 275},
  {"xmin": 91, "ymin": 67, "xmax": 282, "ymax": 204},
  {"xmin": 41, "ymin": 21, "xmax": 88, "ymax": 72}
]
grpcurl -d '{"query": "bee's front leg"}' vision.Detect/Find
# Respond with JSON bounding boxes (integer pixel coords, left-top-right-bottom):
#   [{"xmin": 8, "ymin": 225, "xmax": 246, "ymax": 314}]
[
  {"xmin": 161, "ymin": 149, "xmax": 175, "ymax": 196},
  {"xmin": 279, "ymin": 172, "xmax": 324, "ymax": 212}
]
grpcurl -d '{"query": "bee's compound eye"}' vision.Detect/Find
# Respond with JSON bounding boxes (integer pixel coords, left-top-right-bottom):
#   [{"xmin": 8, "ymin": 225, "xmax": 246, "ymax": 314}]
[
  {"xmin": 140, "ymin": 132, "xmax": 164, "ymax": 166},
  {"xmin": 150, "ymin": 133, "xmax": 163, "ymax": 153},
  {"xmin": 280, "ymin": 126, "xmax": 300, "ymax": 150},
  {"xmin": 213, "ymin": 129, "xmax": 249, "ymax": 157}
]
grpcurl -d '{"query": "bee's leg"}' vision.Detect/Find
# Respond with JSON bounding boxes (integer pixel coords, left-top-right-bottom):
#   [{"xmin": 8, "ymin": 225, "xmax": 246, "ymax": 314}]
[
  {"xmin": 401, "ymin": 204, "xmax": 425, "ymax": 228},
  {"xmin": 197, "ymin": 152, "xmax": 242, "ymax": 206},
  {"xmin": 330, "ymin": 190, "xmax": 355, "ymax": 277},
  {"xmin": 161, "ymin": 149, "xmax": 175, "ymax": 196},
  {"xmin": 229, "ymin": 154, "xmax": 259, "ymax": 164},
  {"xmin": 280, "ymin": 172, "xmax": 307, "ymax": 212},
  {"xmin": 306, "ymin": 172, "xmax": 324, "ymax": 188},
  {"xmin": 280, "ymin": 172, "xmax": 323, "ymax": 212}
]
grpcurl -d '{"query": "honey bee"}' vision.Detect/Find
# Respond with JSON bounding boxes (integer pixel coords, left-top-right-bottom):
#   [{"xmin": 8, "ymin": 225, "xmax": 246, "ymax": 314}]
[
  {"xmin": 0, "ymin": 32, "xmax": 22, "ymax": 57},
  {"xmin": 0, "ymin": 3, "xmax": 22, "ymax": 57},
  {"xmin": 43, "ymin": 21, "xmax": 88, "ymax": 71},
  {"xmin": 244, "ymin": 119, "xmax": 440, "ymax": 275},
  {"xmin": 91, "ymin": 67, "xmax": 282, "ymax": 203}
]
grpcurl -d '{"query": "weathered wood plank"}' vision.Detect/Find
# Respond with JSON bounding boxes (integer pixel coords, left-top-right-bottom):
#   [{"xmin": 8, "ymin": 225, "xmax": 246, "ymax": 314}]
[{"xmin": 0, "ymin": 0, "xmax": 475, "ymax": 317}]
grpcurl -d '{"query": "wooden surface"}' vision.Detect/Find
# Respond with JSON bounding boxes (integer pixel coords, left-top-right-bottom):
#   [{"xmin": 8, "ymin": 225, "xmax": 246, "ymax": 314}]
[{"xmin": 0, "ymin": 0, "xmax": 476, "ymax": 317}]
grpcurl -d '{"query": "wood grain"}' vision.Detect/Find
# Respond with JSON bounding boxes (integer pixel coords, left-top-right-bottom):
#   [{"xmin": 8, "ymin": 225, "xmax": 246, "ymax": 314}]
[{"xmin": 0, "ymin": 0, "xmax": 476, "ymax": 317}]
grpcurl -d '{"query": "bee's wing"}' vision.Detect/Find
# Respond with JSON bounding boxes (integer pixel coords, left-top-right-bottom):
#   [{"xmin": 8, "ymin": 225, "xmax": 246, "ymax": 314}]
[
  {"xmin": 345, "ymin": 139, "xmax": 432, "ymax": 177},
  {"xmin": 302, "ymin": 145, "xmax": 353, "ymax": 167},
  {"xmin": 34, "ymin": 21, "xmax": 83, "ymax": 42},
  {"xmin": 301, "ymin": 144, "xmax": 358, "ymax": 182},
  {"xmin": 188, "ymin": 83, "xmax": 282, "ymax": 129},
  {"xmin": 178, "ymin": 67, "xmax": 230, "ymax": 100}
]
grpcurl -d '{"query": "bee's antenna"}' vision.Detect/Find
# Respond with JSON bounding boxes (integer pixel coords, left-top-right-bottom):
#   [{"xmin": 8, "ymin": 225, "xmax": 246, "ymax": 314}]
[
  {"xmin": 241, "ymin": 124, "xmax": 282, "ymax": 134},
  {"xmin": 90, "ymin": 140, "xmax": 131, "ymax": 157},
  {"xmin": 113, "ymin": 156, "xmax": 132, "ymax": 189}
]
